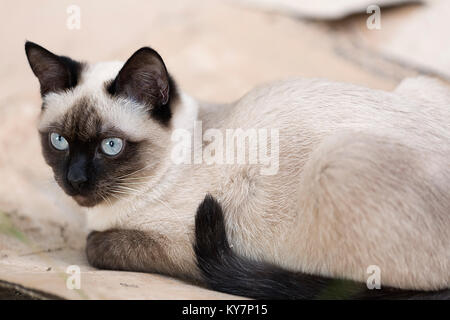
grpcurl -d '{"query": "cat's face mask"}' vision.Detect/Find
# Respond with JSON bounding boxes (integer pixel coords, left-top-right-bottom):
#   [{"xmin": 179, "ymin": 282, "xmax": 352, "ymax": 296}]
[
  {"xmin": 39, "ymin": 119, "xmax": 145, "ymax": 207},
  {"xmin": 25, "ymin": 42, "xmax": 177, "ymax": 207}
]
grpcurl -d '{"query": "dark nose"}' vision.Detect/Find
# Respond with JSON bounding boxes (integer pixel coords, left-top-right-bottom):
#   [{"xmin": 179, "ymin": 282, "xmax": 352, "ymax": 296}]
[{"xmin": 67, "ymin": 163, "xmax": 88, "ymax": 192}]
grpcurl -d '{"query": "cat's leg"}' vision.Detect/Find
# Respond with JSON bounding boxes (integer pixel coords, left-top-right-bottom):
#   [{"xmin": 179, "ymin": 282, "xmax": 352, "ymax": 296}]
[
  {"xmin": 288, "ymin": 131, "xmax": 450, "ymax": 291},
  {"xmin": 86, "ymin": 229, "xmax": 200, "ymax": 281}
]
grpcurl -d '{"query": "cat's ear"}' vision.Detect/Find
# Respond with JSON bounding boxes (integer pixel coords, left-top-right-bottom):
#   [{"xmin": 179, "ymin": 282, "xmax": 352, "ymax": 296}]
[
  {"xmin": 108, "ymin": 47, "xmax": 175, "ymax": 124},
  {"xmin": 25, "ymin": 41, "xmax": 83, "ymax": 96}
]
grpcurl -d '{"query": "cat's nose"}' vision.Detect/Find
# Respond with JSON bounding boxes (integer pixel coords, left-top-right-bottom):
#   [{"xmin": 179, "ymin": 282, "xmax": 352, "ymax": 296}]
[{"xmin": 67, "ymin": 166, "xmax": 88, "ymax": 191}]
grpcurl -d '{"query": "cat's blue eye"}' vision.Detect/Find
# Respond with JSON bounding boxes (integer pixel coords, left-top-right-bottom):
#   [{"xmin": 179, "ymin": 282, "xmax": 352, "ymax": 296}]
[
  {"xmin": 50, "ymin": 132, "xmax": 69, "ymax": 151},
  {"xmin": 101, "ymin": 138, "xmax": 123, "ymax": 156}
]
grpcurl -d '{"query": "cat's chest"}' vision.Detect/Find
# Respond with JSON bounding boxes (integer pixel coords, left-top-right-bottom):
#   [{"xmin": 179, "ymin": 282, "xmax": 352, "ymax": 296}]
[
  {"xmin": 86, "ymin": 194, "xmax": 197, "ymax": 234},
  {"xmin": 86, "ymin": 165, "xmax": 282, "ymax": 240}
]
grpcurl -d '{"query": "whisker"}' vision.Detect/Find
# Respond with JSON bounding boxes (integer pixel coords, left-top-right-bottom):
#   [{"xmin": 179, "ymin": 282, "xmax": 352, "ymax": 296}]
[
  {"xmin": 116, "ymin": 181, "xmax": 146, "ymax": 185},
  {"xmin": 114, "ymin": 186, "xmax": 141, "ymax": 193},
  {"xmin": 115, "ymin": 163, "xmax": 157, "ymax": 179},
  {"xmin": 100, "ymin": 190, "xmax": 115, "ymax": 207},
  {"xmin": 110, "ymin": 189, "xmax": 133, "ymax": 195},
  {"xmin": 98, "ymin": 193, "xmax": 112, "ymax": 207}
]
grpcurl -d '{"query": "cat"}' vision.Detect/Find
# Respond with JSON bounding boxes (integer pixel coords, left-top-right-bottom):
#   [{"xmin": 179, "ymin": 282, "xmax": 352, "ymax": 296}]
[{"xmin": 25, "ymin": 41, "xmax": 450, "ymax": 299}]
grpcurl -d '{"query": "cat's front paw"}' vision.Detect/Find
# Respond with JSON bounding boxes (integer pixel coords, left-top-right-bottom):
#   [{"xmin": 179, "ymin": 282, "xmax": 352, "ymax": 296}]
[
  {"xmin": 86, "ymin": 229, "xmax": 124, "ymax": 270},
  {"xmin": 85, "ymin": 228, "xmax": 164, "ymax": 273}
]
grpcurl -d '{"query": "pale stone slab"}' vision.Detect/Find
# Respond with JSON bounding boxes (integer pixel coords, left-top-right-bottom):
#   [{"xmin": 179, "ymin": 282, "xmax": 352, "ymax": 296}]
[{"xmin": 233, "ymin": 0, "xmax": 422, "ymax": 19}]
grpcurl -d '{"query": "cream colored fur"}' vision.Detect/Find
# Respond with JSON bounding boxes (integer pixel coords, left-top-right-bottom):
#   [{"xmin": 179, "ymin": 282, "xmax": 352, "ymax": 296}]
[{"xmin": 40, "ymin": 62, "xmax": 450, "ymax": 290}]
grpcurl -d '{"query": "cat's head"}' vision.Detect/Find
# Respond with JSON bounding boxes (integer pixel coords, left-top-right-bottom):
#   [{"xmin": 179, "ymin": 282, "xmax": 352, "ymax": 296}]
[{"xmin": 25, "ymin": 41, "xmax": 183, "ymax": 207}]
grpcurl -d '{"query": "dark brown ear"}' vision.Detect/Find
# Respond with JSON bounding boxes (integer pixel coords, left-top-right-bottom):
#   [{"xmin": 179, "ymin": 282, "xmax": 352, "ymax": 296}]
[
  {"xmin": 25, "ymin": 41, "xmax": 83, "ymax": 96},
  {"xmin": 107, "ymin": 47, "xmax": 176, "ymax": 125}
]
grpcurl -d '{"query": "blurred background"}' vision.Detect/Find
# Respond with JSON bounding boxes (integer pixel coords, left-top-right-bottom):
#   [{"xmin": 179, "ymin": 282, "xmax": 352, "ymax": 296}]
[{"xmin": 0, "ymin": 0, "xmax": 449, "ymax": 299}]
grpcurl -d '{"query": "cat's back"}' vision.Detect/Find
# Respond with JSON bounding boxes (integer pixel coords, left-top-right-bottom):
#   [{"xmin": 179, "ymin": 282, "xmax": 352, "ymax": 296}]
[{"xmin": 229, "ymin": 77, "xmax": 449, "ymax": 139}]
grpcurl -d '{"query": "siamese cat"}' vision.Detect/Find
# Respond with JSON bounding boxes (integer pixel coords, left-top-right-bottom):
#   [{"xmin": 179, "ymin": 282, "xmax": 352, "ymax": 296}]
[{"xmin": 25, "ymin": 41, "xmax": 449, "ymax": 299}]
